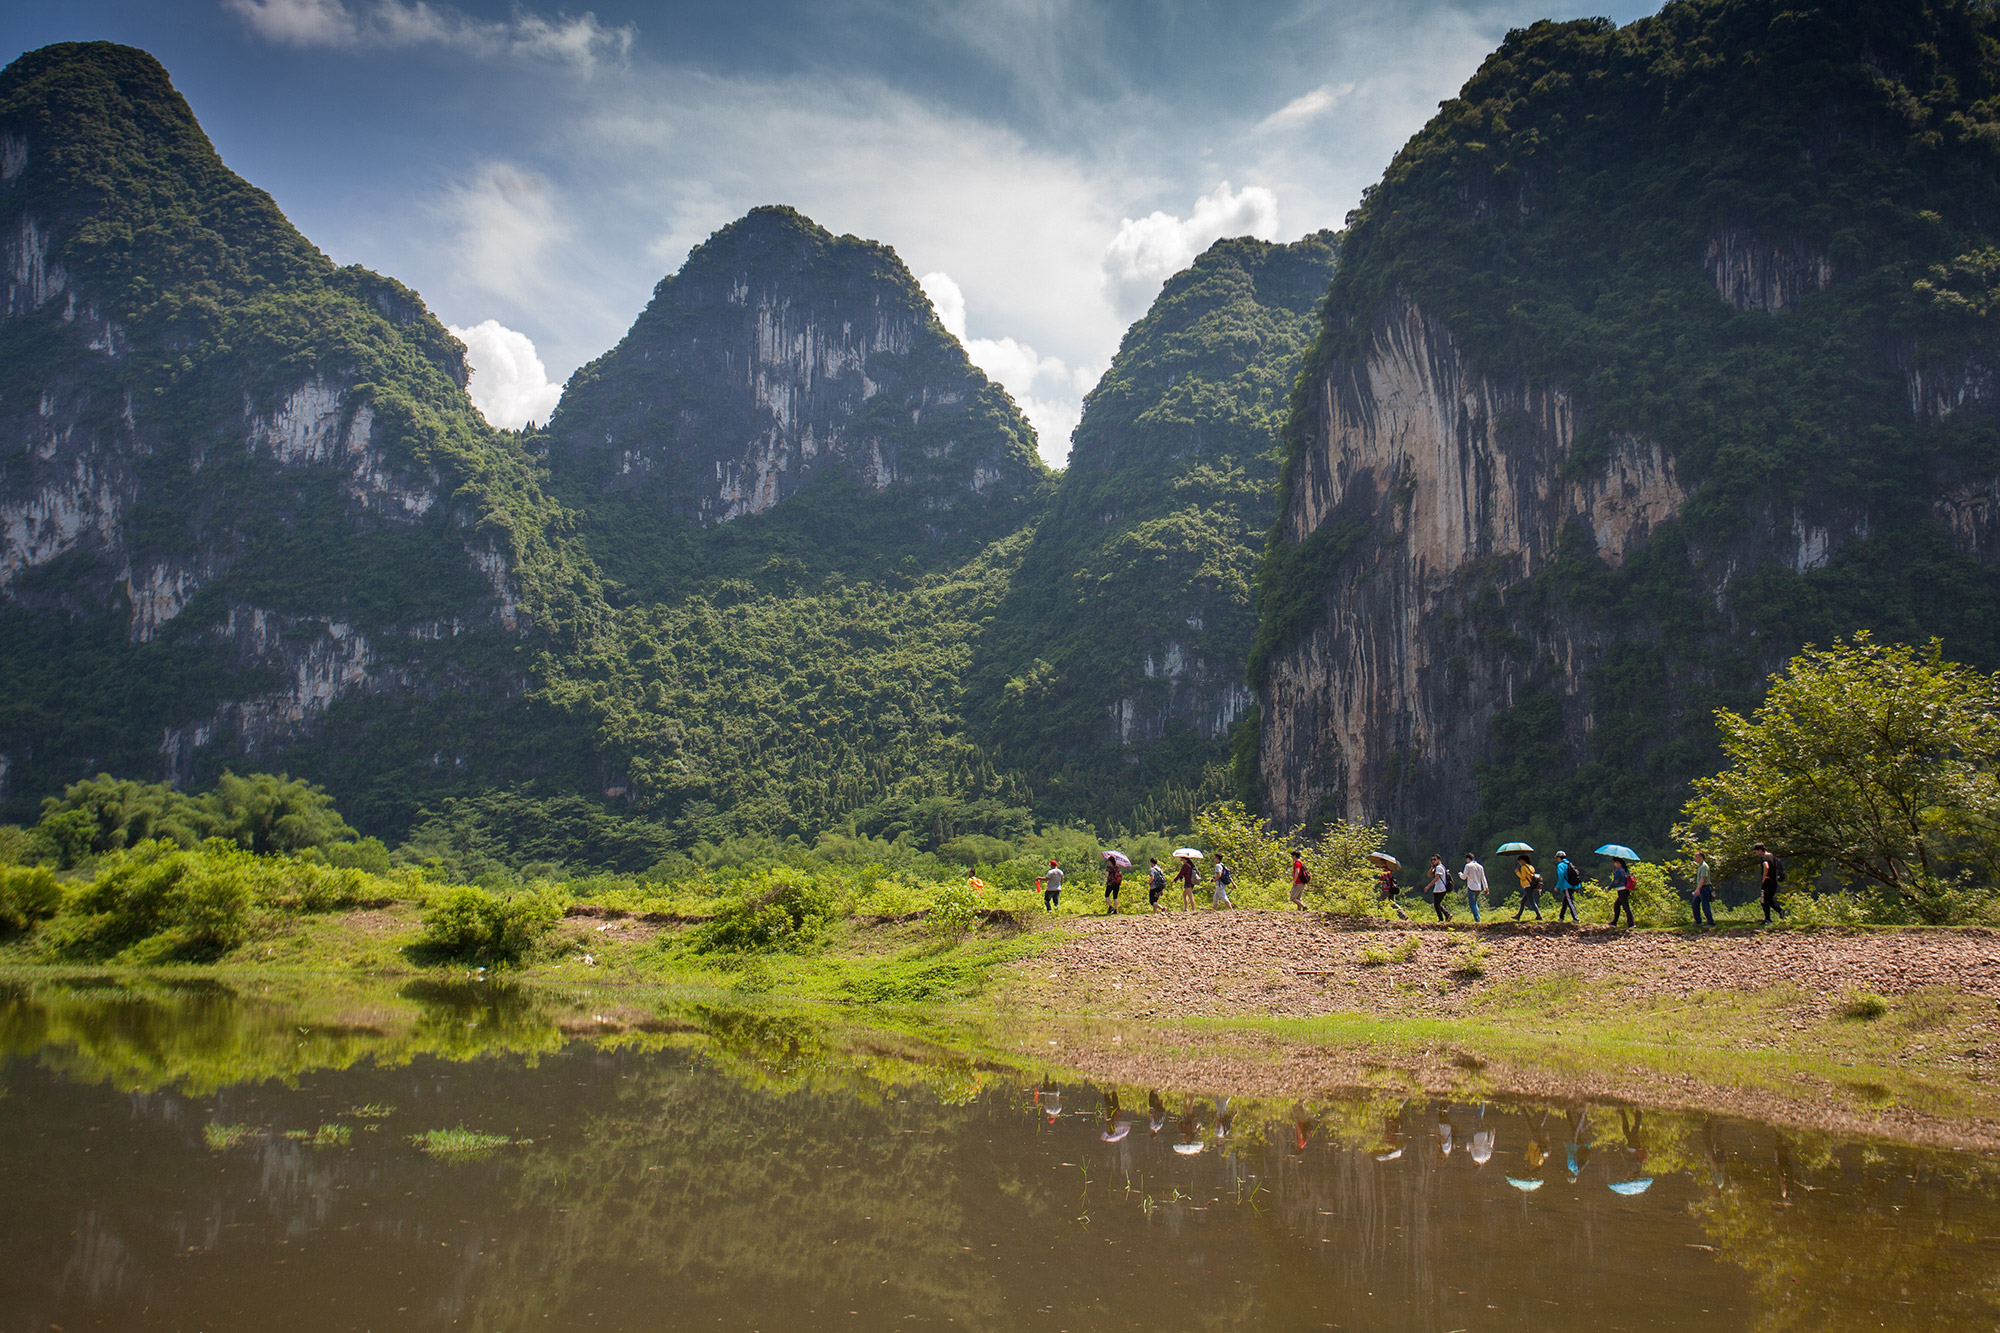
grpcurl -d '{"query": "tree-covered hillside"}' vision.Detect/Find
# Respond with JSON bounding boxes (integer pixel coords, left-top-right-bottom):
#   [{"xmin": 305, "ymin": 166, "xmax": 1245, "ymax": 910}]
[
  {"xmin": 969, "ymin": 234, "xmax": 1338, "ymax": 832},
  {"xmin": 1253, "ymin": 0, "xmax": 2000, "ymax": 857}
]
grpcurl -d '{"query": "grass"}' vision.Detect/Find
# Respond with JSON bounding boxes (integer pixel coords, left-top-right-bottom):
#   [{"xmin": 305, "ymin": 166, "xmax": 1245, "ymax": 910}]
[
  {"xmin": 1837, "ymin": 991, "xmax": 1890, "ymax": 1021},
  {"xmin": 203, "ymin": 1122, "xmax": 254, "ymax": 1150},
  {"xmin": 411, "ymin": 1127, "xmax": 518, "ymax": 1157}
]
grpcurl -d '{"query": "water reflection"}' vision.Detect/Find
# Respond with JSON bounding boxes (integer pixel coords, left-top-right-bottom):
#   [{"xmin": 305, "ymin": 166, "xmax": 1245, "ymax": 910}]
[{"xmin": 0, "ymin": 980, "xmax": 1995, "ymax": 1330}]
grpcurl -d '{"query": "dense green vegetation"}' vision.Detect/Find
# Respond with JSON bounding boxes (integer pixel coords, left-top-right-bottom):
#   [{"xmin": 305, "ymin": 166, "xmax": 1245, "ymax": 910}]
[
  {"xmin": 1255, "ymin": 0, "xmax": 2000, "ymax": 857},
  {"xmin": 968, "ymin": 235, "xmax": 1338, "ymax": 829}
]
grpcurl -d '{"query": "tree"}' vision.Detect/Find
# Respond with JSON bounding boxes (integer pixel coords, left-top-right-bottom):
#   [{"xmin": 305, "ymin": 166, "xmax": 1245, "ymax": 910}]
[
  {"xmin": 1673, "ymin": 635, "xmax": 2000, "ymax": 921},
  {"xmin": 1192, "ymin": 801, "xmax": 1387, "ymax": 913}
]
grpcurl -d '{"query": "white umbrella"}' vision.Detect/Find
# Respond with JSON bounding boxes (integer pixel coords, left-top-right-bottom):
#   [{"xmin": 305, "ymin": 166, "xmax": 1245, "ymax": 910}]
[
  {"xmin": 1172, "ymin": 847, "xmax": 1204, "ymax": 860},
  {"xmin": 1368, "ymin": 852, "xmax": 1400, "ymax": 869},
  {"xmin": 1102, "ymin": 850, "xmax": 1133, "ymax": 868}
]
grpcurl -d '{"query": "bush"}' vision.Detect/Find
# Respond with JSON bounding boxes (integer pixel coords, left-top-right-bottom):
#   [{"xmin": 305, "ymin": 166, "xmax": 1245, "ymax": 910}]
[
  {"xmin": 417, "ymin": 886, "xmax": 565, "ymax": 964},
  {"xmin": 687, "ymin": 871, "xmax": 836, "ymax": 955},
  {"xmin": 0, "ymin": 864, "xmax": 62, "ymax": 932},
  {"xmin": 1837, "ymin": 990, "xmax": 1890, "ymax": 1021},
  {"xmin": 39, "ymin": 839, "xmax": 251, "ymax": 961},
  {"xmin": 1451, "ymin": 943, "xmax": 1492, "ymax": 978},
  {"xmin": 926, "ymin": 880, "xmax": 978, "ymax": 937}
]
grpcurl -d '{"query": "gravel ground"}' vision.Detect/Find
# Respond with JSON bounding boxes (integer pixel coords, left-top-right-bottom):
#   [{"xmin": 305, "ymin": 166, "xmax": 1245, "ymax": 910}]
[{"xmin": 1014, "ymin": 912, "xmax": 2000, "ymax": 1021}]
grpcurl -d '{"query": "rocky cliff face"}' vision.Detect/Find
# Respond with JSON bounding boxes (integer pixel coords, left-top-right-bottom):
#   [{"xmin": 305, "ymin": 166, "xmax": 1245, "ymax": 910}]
[
  {"xmin": 548, "ymin": 207, "xmax": 1043, "ymax": 536},
  {"xmin": 1252, "ymin": 0, "xmax": 2000, "ymax": 853},
  {"xmin": 0, "ymin": 43, "xmax": 558, "ymax": 825}
]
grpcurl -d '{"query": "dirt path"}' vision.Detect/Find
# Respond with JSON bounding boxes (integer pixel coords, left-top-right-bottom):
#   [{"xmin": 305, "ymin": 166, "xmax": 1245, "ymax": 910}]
[{"xmin": 1013, "ymin": 912, "xmax": 2000, "ymax": 1021}]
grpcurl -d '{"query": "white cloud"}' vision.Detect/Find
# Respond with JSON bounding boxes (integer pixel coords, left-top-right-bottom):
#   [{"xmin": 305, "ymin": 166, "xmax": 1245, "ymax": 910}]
[
  {"xmin": 1100, "ymin": 181, "xmax": 1280, "ymax": 317},
  {"xmin": 222, "ymin": 0, "xmax": 634, "ymax": 67},
  {"xmin": 1255, "ymin": 82, "xmax": 1356, "ymax": 132},
  {"xmin": 449, "ymin": 319, "xmax": 563, "ymax": 429},
  {"xmin": 919, "ymin": 270, "xmax": 1098, "ymax": 467},
  {"xmin": 436, "ymin": 164, "xmax": 569, "ymax": 306}
]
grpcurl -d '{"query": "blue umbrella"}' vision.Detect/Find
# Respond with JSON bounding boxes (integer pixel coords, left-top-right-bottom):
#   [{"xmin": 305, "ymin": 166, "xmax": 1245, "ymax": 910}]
[
  {"xmin": 1506, "ymin": 1176, "xmax": 1545, "ymax": 1192},
  {"xmin": 1595, "ymin": 844, "xmax": 1641, "ymax": 861},
  {"xmin": 1608, "ymin": 1178, "xmax": 1655, "ymax": 1195}
]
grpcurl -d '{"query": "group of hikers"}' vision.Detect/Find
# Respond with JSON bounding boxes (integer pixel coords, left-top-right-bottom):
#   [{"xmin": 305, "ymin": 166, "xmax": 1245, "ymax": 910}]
[{"xmin": 1033, "ymin": 839, "xmax": 1793, "ymax": 926}]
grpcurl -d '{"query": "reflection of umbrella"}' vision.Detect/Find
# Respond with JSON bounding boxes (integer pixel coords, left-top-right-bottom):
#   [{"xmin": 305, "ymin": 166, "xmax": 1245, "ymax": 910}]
[
  {"xmin": 1496, "ymin": 842, "xmax": 1534, "ymax": 854},
  {"xmin": 1367, "ymin": 851, "xmax": 1400, "ymax": 869},
  {"xmin": 1172, "ymin": 848, "xmax": 1204, "ymax": 860},
  {"xmin": 1507, "ymin": 1176, "xmax": 1545, "ymax": 1191},
  {"xmin": 1172, "ymin": 1141, "xmax": 1205, "ymax": 1155},
  {"xmin": 1608, "ymin": 1178, "xmax": 1655, "ymax": 1195},
  {"xmin": 1374, "ymin": 1148, "xmax": 1403, "ymax": 1162},
  {"xmin": 1595, "ymin": 844, "xmax": 1641, "ymax": 861},
  {"xmin": 1101, "ymin": 1123, "xmax": 1131, "ymax": 1143},
  {"xmin": 1102, "ymin": 850, "xmax": 1133, "ymax": 868}
]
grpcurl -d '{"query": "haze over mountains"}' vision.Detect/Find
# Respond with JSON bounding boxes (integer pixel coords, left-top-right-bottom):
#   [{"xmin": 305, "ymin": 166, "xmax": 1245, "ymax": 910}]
[{"xmin": 2, "ymin": 0, "xmax": 1997, "ymax": 867}]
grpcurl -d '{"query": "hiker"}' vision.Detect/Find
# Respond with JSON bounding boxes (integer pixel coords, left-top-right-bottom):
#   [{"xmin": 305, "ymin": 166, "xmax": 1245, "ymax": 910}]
[
  {"xmin": 1212, "ymin": 858, "xmax": 1235, "ymax": 908},
  {"xmin": 1040, "ymin": 860, "xmax": 1064, "ymax": 913},
  {"xmin": 1608, "ymin": 857, "xmax": 1637, "ymax": 927},
  {"xmin": 1564, "ymin": 1106, "xmax": 1593, "ymax": 1183},
  {"xmin": 1553, "ymin": 851, "xmax": 1581, "ymax": 922},
  {"xmin": 1514, "ymin": 856, "xmax": 1543, "ymax": 920},
  {"xmin": 1755, "ymin": 842, "xmax": 1787, "ymax": 922},
  {"xmin": 1690, "ymin": 850, "xmax": 1716, "ymax": 926},
  {"xmin": 1427, "ymin": 855, "xmax": 1453, "ymax": 922},
  {"xmin": 1176, "ymin": 854, "xmax": 1199, "ymax": 910},
  {"xmin": 1378, "ymin": 863, "xmax": 1409, "ymax": 920},
  {"xmin": 1289, "ymin": 852, "xmax": 1311, "ymax": 910},
  {"xmin": 1147, "ymin": 858, "xmax": 1168, "ymax": 913},
  {"xmin": 1102, "ymin": 854, "xmax": 1123, "ymax": 915},
  {"xmin": 1460, "ymin": 852, "xmax": 1488, "ymax": 922}
]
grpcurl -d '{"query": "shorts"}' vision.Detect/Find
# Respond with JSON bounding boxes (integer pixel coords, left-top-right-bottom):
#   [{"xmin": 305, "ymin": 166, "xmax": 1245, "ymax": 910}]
[{"xmin": 1148, "ymin": 882, "xmax": 1164, "ymax": 905}]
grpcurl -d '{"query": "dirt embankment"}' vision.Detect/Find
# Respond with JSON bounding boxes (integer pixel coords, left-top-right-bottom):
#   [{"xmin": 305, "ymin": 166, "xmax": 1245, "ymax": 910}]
[{"xmin": 1014, "ymin": 913, "xmax": 2000, "ymax": 1022}]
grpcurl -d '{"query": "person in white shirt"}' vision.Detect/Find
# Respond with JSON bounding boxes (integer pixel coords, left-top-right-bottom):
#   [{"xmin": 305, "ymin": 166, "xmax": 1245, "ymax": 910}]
[{"xmin": 1460, "ymin": 853, "xmax": 1489, "ymax": 922}]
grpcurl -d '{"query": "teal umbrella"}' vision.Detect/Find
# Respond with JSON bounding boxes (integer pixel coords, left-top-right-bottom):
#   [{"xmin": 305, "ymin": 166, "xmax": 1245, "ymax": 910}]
[
  {"xmin": 1608, "ymin": 1178, "xmax": 1655, "ymax": 1195},
  {"xmin": 1506, "ymin": 1176, "xmax": 1545, "ymax": 1192},
  {"xmin": 1496, "ymin": 842, "xmax": 1534, "ymax": 854},
  {"xmin": 1595, "ymin": 844, "xmax": 1641, "ymax": 861}
]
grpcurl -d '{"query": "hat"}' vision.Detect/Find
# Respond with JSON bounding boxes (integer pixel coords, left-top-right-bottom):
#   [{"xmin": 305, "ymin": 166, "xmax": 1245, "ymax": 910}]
[
  {"xmin": 1049, "ymin": 860, "xmax": 1059, "ymax": 868},
  {"xmin": 1556, "ymin": 850, "xmax": 1567, "ymax": 858}
]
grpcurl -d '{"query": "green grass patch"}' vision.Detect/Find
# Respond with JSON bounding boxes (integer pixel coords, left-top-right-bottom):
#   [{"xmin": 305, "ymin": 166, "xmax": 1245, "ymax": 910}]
[{"xmin": 411, "ymin": 1127, "xmax": 518, "ymax": 1157}]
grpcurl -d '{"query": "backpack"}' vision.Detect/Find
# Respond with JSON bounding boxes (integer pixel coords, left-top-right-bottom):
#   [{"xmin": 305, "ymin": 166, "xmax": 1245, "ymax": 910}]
[
  {"xmin": 1558, "ymin": 860, "xmax": 1579, "ymax": 891},
  {"xmin": 1530, "ymin": 871, "xmax": 1545, "ymax": 893},
  {"xmin": 1297, "ymin": 863, "xmax": 1311, "ymax": 885},
  {"xmin": 1773, "ymin": 858, "xmax": 1786, "ymax": 883},
  {"xmin": 1218, "ymin": 865, "xmax": 1233, "ymax": 886}
]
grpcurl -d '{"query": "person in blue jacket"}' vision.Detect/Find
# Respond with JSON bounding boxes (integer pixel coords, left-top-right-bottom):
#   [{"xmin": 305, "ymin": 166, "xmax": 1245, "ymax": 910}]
[{"xmin": 1553, "ymin": 851, "xmax": 1581, "ymax": 923}]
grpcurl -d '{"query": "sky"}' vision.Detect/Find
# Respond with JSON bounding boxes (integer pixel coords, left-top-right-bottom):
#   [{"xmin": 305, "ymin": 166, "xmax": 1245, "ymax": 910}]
[{"xmin": 5, "ymin": 0, "xmax": 1659, "ymax": 464}]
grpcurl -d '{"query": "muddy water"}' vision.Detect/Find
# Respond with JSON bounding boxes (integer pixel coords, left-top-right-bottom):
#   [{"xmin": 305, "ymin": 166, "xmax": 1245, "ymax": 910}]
[{"xmin": 0, "ymin": 980, "xmax": 1995, "ymax": 1331}]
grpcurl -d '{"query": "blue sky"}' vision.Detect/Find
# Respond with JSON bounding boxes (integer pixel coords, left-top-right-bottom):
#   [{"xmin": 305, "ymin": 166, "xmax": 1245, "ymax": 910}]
[{"xmin": 5, "ymin": 0, "xmax": 1659, "ymax": 461}]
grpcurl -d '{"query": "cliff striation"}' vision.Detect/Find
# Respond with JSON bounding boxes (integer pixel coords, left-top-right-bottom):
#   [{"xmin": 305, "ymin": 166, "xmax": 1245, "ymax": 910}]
[{"xmin": 1253, "ymin": 0, "xmax": 2000, "ymax": 856}]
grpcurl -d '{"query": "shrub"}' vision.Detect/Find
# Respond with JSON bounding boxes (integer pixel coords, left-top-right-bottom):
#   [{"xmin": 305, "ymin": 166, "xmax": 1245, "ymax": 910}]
[
  {"xmin": 1837, "ymin": 990, "xmax": 1890, "ymax": 1021},
  {"xmin": 1389, "ymin": 934, "xmax": 1421, "ymax": 962},
  {"xmin": 926, "ymin": 880, "xmax": 979, "ymax": 937},
  {"xmin": 40, "ymin": 839, "xmax": 251, "ymax": 961},
  {"xmin": 687, "ymin": 871, "xmax": 837, "ymax": 955},
  {"xmin": 417, "ymin": 886, "xmax": 565, "ymax": 964},
  {"xmin": 1358, "ymin": 944, "xmax": 1392, "ymax": 966},
  {"xmin": 0, "ymin": 864, "xmax": 62, "ymax": 932},
  {"xmin": 1451, "ymin": 943, "xmax": 1492, "ymax": 978}
]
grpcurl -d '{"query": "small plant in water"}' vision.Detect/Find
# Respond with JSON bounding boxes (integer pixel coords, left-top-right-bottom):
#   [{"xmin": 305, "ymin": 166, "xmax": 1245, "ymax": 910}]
[
  {"xmin": 345, "ymin": 1103, "xmax": 396, "ymax": 1119},
  {"xmin": 1837, "ymin": 990, "xmax": 1890, "ymax": 1020},
  {"xmin": 412, "ymin": 1127, "xmax": 518, "ymax": 1157},
  {"xmin": 203, "ymin": 1123, "xmax": 255, "ymax": 1151}
]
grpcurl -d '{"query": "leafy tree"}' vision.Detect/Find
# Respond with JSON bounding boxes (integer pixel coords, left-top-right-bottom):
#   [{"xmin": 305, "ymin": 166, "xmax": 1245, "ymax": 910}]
[
  {"xmin": 1674, "ymin": 635, "xmax": 2000, "ymax": 920},
  {"xmin": 1192, "ymin": 800, "xmax": 1386, "ymax": 913}
]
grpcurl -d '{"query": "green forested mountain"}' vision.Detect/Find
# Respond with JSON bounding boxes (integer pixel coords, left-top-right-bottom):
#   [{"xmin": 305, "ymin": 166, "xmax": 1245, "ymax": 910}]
[
  {"xmin": 968, "ymin": 234, "xmax": 1338, "ymax": 831},
  {"xmin": 1251, "ymin": 0, "xmax": 2000, "ymax": 858}
]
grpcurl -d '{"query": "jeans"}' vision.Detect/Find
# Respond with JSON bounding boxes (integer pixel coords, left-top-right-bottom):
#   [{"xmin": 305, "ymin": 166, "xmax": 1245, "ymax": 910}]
[
  {"xmin": 1515, "ymin": 892, "xmax": 1541, "ymax": 920},
  {"xmin": 1611, "ymin": 889, "xmax": 1633, "ymax": 926},
  {"xmin": 1692, "ymin": 893, "xmax": 1715, "ymax": 926},
  {"xmin": 1466, "ymin": 889, "xmax": 1482, "ymax": 921},
  {"xmin": 1043, "ymin": 889, "xmax": 1060, "ymax": 912}
]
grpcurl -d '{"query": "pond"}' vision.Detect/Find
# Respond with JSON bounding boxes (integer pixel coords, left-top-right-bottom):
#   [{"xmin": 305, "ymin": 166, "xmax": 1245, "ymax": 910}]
[{"xmin": 0, "ymin": 977, "xmax": 1995, "ymax": 1331}]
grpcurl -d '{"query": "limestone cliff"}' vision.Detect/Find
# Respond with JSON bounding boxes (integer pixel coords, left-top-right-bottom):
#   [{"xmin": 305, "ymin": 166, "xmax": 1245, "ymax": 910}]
[
  {"xmin": 547, "ymin": 207, "xmax": 1044, "ymax": 541},
  {"xmin": 0, "ymin": 43, "xmax": 574, "ymax": 826},
  {"xmin": 1252, "ymin": 0, "xmax": 2000, "ymax": 854}
]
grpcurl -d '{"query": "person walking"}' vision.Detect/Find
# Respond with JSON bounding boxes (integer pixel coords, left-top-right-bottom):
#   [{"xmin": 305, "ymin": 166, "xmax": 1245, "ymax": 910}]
[
  {"xmin": 1460, "ymin": 852, "xmax": 1488, "ymax": 922},
  {"xmin": 1176, "ymin": 854, "xmax": 1199, "ymax": 911},
  {"xmin": 1513, "ymin": 856, "xmax": 1543, "ymax": 920},
  {"xmin": 1289, "ymin": 853, "xmax": 1311, "ymax": 910},
  {"xmin": 1377, "ymin": 863, "xmax": 1409, "ymax": 920},
  {"xmin": 1147, "ymin": 858, "xmax": 1168, "ymax": 913},
  {"xmin": 1212, "ymin": 858, "xmax": 1235, "ymax": 909},
  {"xmin": 1553, "ymin": 851, "xmax": 1580, "ymax": 923},
  {"xmin": 1427, "ymin": 855, "xmax": 1453, "ymax": 922},
  {"xmin": 1755, "ymin": 842, "xmax": 1786, "ymax": 922},
  {"xmin": 1690, "ymin": 850, "xmax": 1716, "ymax": 926},
  {"xmin": 1102, "ymin": 854, "xmax": 1123, "ymax": 915},
  {"xmin": 1608, "ymin": 856, "xmax": 1636, "ymax": 927},
  {"xmin": 1039, "ymin": 860, "xmax": 1064, "ymax": 913}
]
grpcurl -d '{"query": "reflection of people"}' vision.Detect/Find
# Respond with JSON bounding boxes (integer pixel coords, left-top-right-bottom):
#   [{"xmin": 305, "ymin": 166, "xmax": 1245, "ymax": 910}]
[
  {"xmin": 1291, "ymin": 1101, "xmax": 1315, "ymax": 1155},
  {"xmin": 1101, "ymin": 1089, "xmax": 1130, "ymax": 1142},
  {"xmin": 1619, "ymin": 1107, "xmax": 1648, "ymax": 1169},
  {"xmin": 1174, "ymin": 1100, "xmax": 1205, "ymax": 1154},
  {"xmin": 1215, "ymin": 1096, "xmax": 1235, "ymax": 1141},
  {"xmin": 1469, "ymin": 1104, "xmax": 1494, "ymax": 1166},
  {"xmin": 1703, "ymin": 1118, "xmax": 1728, "ymax": 1192},
  {"xmin": 1375, "ymin": 1106, "xmax": 1405, "ymax": 1161},
  {"xmin": 1034, "ymin": 1078, "xmax": 1062, "ymax": 1123},
  {"xmin": 1773, "ymin": 1133, "xmax": 1796, "ymax": 1206},
  {"xmin": 1564, "ymin": 1106, "xmax": 1592, "ymax": 1182},
  {"xmin": 1435, "ymin": 1106, "xmax": 1454, "ymax": 1158},
  {"xmin": 1148, "ymin": 1089, "xmax": 1168, "ymax": 1138}
]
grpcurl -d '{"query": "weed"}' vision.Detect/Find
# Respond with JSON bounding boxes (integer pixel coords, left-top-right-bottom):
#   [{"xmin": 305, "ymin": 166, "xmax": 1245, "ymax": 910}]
[
  {"xmin": 1898, "ymin": 990, "xmax": 1960, "ymax": 1030},
  {"xmin": 285, "ymin": 1123, "xmax": 351, "ymax": 1147},
  {"xmin": 203, "ymin": 1122, "xmax": 254, "ymax": 1151},
  {"xmin": 1451, "ymin": 943, "xmax": 1492, "ymax": 978},
  {"xmin": 1358, "ymin": 945, "xmax": 1392, "ymax": 966},
  {"xmin": 411, "ymin": 1127, "xmax": 517, "ymax": 1157},
  {"xmin": 345, "ymin": 1103, "xmax": 395, "ymax": 1119},
  {"xmin": 1390, "ymin": 935, "xmax": 1421, "ymax": 963},
  {"xmin": 1837, "ymin": 991, "xmax": 1890, "ymax": 1021},
  {"xmin": 926, "ymin": 880, "xmax": 978, "ymax": 937}
]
